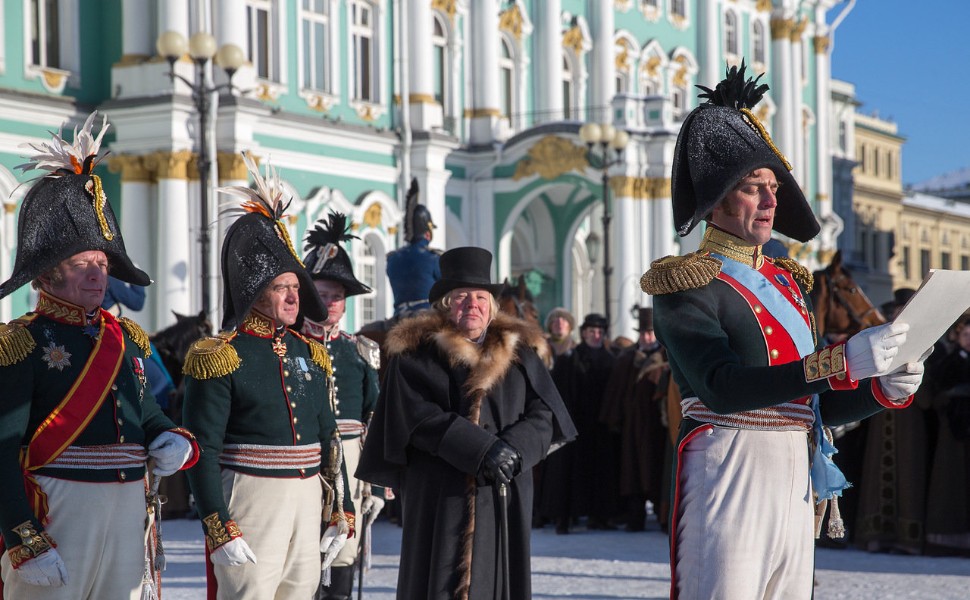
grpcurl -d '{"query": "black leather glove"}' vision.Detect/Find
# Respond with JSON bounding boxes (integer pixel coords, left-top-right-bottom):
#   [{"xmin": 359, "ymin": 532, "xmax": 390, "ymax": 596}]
[{"xmin": 479, "ymin": 439, "xmax": 522, "ymax": 486}]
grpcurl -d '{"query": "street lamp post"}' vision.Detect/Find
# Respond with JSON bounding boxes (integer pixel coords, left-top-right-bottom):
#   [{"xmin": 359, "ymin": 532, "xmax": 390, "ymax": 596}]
[
  {"xmin": 156, "ymin": 31, "xmax": 245, "ymax": 316},
  {"xmin": 578, "ymin": 123, "xmax": 630, "ymax": 333}
]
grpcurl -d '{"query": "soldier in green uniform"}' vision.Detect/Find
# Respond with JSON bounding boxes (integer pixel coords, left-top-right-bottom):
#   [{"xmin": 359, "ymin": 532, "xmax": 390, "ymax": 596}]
[
  {"xmin": 0, "ymin": 112, "xmax": 198, "ymax": 600},
  {"xmin": 301, "ymin": 212, "xmax": 383, "ymax": 600},
  {"xmin": 181, "ymin": 154, "xmax": 354, "ymax": 600}
]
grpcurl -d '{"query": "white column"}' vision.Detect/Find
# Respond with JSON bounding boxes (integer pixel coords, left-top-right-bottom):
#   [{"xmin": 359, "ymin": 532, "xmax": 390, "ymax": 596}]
[
  {"xmin": 770, "ymin": 16, "xmax": 796, "ymax": 162},
  {"xmin": 119, "ymin": 178, "xmax": 157, "ymax": 328},
  {"xmin": 533, "ymin": 0, "xmax": 563, "ymax": 123},
  {"xmin": 408, "ymin": 0, "xmax": 441, "ymax": 129},
  {"xmin": 152, "ymin": 153, "xmax": 194, "ymax": 327},
  {"xmin": 612, "ymin": 182, "xmax": 639, "ymax": 336},
  {"xmin": 588, "ymin": 1, "xmax": 615, "ymax": 123},
  {"xmin": 158, "ymin": 0, "xmax": 190, "ymax": 37},
  {"xmin": 469, "ymin": 0, "xmax": 501, "ymax": 145},
  {"xmin": 790, "ymin": 28, "xmax": 805, "ymax": 184},
  {"xmin": 121, "ymin": 3, "xmax": 151, "ymax": 58},
  {"xmin": 699, "ymin": 0, "xmax": 720, "ymax": 88},
  {"xmin": 215, "ymin": 0, "xmax": 247, "ymax": 49},
  {"xmin": 814, "ymin": 30, "xmax": 833, "ymax": 220}
]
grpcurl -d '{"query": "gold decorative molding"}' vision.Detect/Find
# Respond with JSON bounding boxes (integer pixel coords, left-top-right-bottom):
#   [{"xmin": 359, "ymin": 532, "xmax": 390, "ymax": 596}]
[
  {"xmin": 464, "ymin": 107, "xmax": 502, "ymax": 118},
  {"xmin": 815, "ymin": 193, "xmax": 829, "ymax": 201},
  {"xmin": 431, "ymin": 0, "xmax": 456, "ymax": 22},
  {"xmin": 107, "ymin": 155, "xmax": 152, "ymax": 183},
  {"xmin": 790, "ymin": 17, "xmax": 809, "ymax": 42},
  {"xmin": 115, "ymin": 53, "xmax": 149, "ymax": 67},
  {"xmin": 672, "ymin": 55, "xmax": 691, "ymax": 87},
  {"xmin": 144, "ymin": 150, "xmax": 194, "ymax": 180},
  {"xmin": 498, "ymin": 3, "xmax": 524, "ymax": 41},
  {"xmin": 562, "ymin": 25, "xmax": 585, "ymax": 56},
  {"xmin": 3, "ymin": 202, "xmax": 17, "ymax": 214},
  {"xmin": 409, "ymin": 93, "xmax": 438, "ymax": 104},
  {"xmin": 303, "ymin": 92, "xmax": 336, "ymax": 112},
  {"xmin": 615, "ymin": 45, "xmax": 631, "ymax": 72},
  {"xmin": 813, "ymin": 35, "xmax": 831, "ymax": 54},
  {"xmin": 610, "ymin": 176, "xmax": 671, "ymax": 200},
  {"xmin": 218, "ymin": 152, "xmax": 252, "ymax": 181},
  {"xmin": 770, "ymin": 18, "xmax": 794, "ymax": 40},
  {"xmin": 512, "ymin": 136, "xmax": 588, "ymax": 181},
  {"xmin": 643, "ymin": 56, "xmax": 662, "ymax": 78},
  {"xmin": 363, "ymin": 203, "xmax": 383, "ymax": 229},
  {"xmin": 756, "ymin": 104, "xmax": 770, "ymax": 122},
  {"xmin": 756, "ymin": 0, "xmax": 773, "ymax": 12}
]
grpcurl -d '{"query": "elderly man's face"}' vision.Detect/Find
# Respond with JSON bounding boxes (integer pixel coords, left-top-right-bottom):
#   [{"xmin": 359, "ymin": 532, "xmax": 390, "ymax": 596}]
[
  {"xmin": 581, "ymin": 326, "xmax": 605, "ymax": 348},
  {"xmin": 448, "ymin": 287, "xmax": 491, "ymax": 339},
  {"xmin": 711, "ymin": 168, "xmax": 779, "ymax": 245},
  {"xmin": 253, "ymin": 272, "xmax": 301, "ymax": 326},
  {"xmin": 42, "ymin": 250, "xmax": 109, "ymax": 312}
]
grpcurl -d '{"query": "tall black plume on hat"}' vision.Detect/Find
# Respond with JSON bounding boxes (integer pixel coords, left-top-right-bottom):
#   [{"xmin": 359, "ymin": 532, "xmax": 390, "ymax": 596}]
[
  {"xmin": 404, "ymin": 177, "xmax": 419, "ymax": 241},
  {"xmin": 303, "ymin": 211, "xmax": 371, "ymax": 297},
  {"xmin": 695, "ymin": 60, "xmax": 769, "ymax": 111}
]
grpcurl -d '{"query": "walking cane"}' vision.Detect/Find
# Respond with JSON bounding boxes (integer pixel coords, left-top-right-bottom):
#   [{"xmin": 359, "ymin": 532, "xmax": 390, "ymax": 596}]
[
  {"xmin": 498, "ymin": 483, "xmax": 511, "ymax": 600},
  {"xmin": 357, "ymin": 506, "xmax": 370, "ymax": 600}
]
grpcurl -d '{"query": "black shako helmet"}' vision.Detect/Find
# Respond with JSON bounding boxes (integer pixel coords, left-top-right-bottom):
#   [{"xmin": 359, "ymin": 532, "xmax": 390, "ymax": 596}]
[
  {"xmin": 671, "ymin": 60, "xmax": 820, "ymax": 242},
  {"xmin": 428, "ymin": 247, "xmax": 505, "ymax": 304},
  {"xmin": 0, "ymin": 112, "xmax": 150, "ymax": 298},
  {"xmin": 302, "ymin": 211, "xmax": 372, "ymax": 297},
  {"xmin": 218, "ymin": 152, "xmax": 327, "ymax": 330},
  {"xmin": 403, "ymin": 178, "xmax": 436, "ymax": 243}
]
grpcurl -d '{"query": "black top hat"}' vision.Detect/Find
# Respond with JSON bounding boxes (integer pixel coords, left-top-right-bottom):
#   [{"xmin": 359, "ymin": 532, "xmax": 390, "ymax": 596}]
[
  {"xmin": 635, "ymin": 307, "xmax": 654, "ymax": 332},
  {"xmin": 428, "ymin": 247, "xmax": 505, "ymax": 303},
  {"xmin": 671, "ymin": 61, "xmax": 820, "ymax": 243},
  {"xmin": 0, "ymin": 112, "xmax": 150, "ymax": 298},
  {"xmin": 404, "ymin": 178, "xmax": 436, "ymax": 243},
  {"xmin": 303, "ymin": 212, "xmax": 372, "ymax": 297},
  {"xmin": 580, "ymin": 313, "xmax": 609, "ymax": 331},
  {"xmin": 218, "ymin": 152, "xmax": 327, "ymax": 330}
]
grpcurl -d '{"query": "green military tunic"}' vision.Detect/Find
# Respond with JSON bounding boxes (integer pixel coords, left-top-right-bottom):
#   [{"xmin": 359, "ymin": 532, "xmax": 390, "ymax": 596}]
[
  {"xmin": 0, "ymin": 291, "xmax": 179, "ymax": 549},
  {"xmin": 182, "ymin": 311, "xmax": 354, "ymax": 546}
]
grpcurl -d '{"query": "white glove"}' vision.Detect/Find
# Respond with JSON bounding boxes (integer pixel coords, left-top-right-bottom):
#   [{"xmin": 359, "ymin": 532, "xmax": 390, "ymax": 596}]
[
  {"xmin": 845, "ymin": 322, "xmax": 909, "ymax": 380},
  {"xmin": 148, "ymin": 431, "xmax": 193, "ymax": 476},
  {"xmin": 17, "ymin": 548, "xmax": 68, "ymax": 587},
  {"xmin": 209, "ymin": 537, "xmax": 257, "ymax": 566},
  {"xmin": 320, "ymin": 524, "xmax": 348, "ymax": 570},
  {"xmin": 877, "ymin": 347, "xmax": 932, "ymax": 401},
  {"xmin": 361, "ymin": 495, "xmax": 385, "ymax": 527}
]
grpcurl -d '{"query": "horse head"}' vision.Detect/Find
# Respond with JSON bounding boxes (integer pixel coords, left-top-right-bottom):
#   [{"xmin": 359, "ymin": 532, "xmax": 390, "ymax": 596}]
[
  {"xmin": 150, "ymin": 310, "xmax": 213, "ymax": 383},
  {"xmin": 498, "ymin": 275, "xmax": 539, "ymax": 325},
  {"xmin": 811, "ymin": 250, "xmax": 886, "ymax": 339}
]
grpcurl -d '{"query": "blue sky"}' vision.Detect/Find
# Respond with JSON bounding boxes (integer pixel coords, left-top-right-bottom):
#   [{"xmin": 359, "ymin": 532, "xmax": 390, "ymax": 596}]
[{"xmin": 830, "ymin": 0, "xmax": 970, "ymax": 186}]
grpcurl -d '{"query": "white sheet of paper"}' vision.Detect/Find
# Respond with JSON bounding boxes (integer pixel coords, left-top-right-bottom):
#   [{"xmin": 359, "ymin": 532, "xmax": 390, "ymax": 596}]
[{"xmin": 889, "ymin": 269, "xmax": 970, "ymax": 371}]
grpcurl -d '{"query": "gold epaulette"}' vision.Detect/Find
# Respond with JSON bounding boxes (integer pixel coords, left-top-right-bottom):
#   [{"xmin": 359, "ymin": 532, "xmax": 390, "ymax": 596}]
[
  {"xmin": 118, "ymin": 317, "xmax": 152, "ymax": 357},
  {"xmin": 356, "ymin": 334, "xmax": 381, "ymax": 370},
  {"xmin": 292, "ymin": 331, "xmax": 333, "ymax": 376},
  {"xmin": 183, "ymin": 332, "xmax": 240, "ymax": 380},
  {"xmin": 640, "ymin": 252, "xmax": 722, "ymax": 295},
  {"xmin": 771, "ymin": 256, "xmax": 814, "ymax": 293},
  {"xmin": 0, "ymin": 321, "xmax": 36, "ymax": 366}
]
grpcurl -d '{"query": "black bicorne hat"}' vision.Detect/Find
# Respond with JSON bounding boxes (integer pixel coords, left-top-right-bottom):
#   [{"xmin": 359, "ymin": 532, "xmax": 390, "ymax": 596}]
[
  {"xmin": 404, "ymin": 178, "xmax": 436, "ymax": 243},
  {"xmin": 428, "ymin": 247, "xmax": 505, "ymax": 303},
  {"xmin": 303, "ymin": 211, "xmax": 372, "ymax": 297},
  {"xmin": 218, "ymin": 152, "xmax": 327, "ymax": 330},
  {"xmin": 0, "ymin": 112, "xmax": 150, "ymax": 298},
  {"xmin": 671, "ymin": 61, "xmax": 820, "ymax": 242}
]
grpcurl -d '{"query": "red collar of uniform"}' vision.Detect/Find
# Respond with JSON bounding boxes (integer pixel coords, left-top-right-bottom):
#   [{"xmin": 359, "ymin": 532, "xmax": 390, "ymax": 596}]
[{"xmin": 34, "ymin": 291, "xmax": 100, "ymax": 326}]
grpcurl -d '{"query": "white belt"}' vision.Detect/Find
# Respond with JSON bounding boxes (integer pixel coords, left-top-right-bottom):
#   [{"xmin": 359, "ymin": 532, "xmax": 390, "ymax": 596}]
[
  {"xmin": 220, "ymin": 443, "xmax": 322, "ymax": 470},
  {"xmin": 44, "ymin": 444, "xmax": 148, "ymax": 470},
  {"xmin": 336, "ymin": 419, "xmax": 366, "ymax": 437},
  {"xmin": 681, "ymin": 396, "xmax": 814, "ymax": 432}
]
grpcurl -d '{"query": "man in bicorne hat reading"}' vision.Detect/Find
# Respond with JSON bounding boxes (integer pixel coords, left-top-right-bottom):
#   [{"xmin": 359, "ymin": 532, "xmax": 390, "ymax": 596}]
[
  {"xmin": 0, "ymin": 112, "xmax": 198, "ymax": 599},
  {"xmin": 640, "ymin": 62, "xmax": 932, "ymax": 598}
]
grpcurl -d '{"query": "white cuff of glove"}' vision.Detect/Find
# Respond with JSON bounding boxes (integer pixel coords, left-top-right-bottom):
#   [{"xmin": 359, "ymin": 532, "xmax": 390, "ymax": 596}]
[
  {"xmin": 878, "ymin": 361, "xmax": 926, "ymax": 401},
  {"xmin": 845, "ymin": 322, "xmax": 909, "ymax": 380},
  {"xmin": 210, "ymin": 537, "xmax": 257, "ymax": 566},
  {"xmin": 17, "ymin": 548, "xmax": 68, "ymax": 587},
  {"xmin": 148, "ymin": 431, "xmax": 193, "ymax": 476},
  {"xmin": 320, "ymin": 525, "xmax": 348, "ymax": 570},
  {"xmin": 361, "ymin": 496, "xmax": 385, "ymax": 526}
]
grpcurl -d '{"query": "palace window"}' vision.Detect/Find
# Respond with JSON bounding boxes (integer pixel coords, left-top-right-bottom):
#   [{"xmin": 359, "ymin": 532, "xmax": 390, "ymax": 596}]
[
  {"xmin": 351, "ymin": 0, "xmax": 379, "ymax": 102},
  {"xmin": 499, "ymin": 37, "xmax": 514, "ymax": 125},
  {"xmin": 671, "ymin": 0, "xmax": 686, "ymax": 18},
  {"xmin": 300, "ymin": 0, "xmax": 334, "ymax": 93},
  {"xmin": 246, "ymin": 0, "xmax": 280, "ymax": 81},
  {"xmin": 902, "ymin": 246, "xmax": 911, "ymax": 279},
  {"xmin": 432, "ymin": 13, "xmax": 447, "ymax": 104},
  {"xmin": 752, "ymin": 20, "xmax": 766, "ymax": 64},
  {"xmin": 724, "ymin": 10, "xmax": 739, "ymax": 56},
  {"xmin": 920, "ymin": 249, "xmax": 931, "ymax": 278},
  {"xmin": 29, "ymin": 0, "xmax": 60, "ymax": 68},
  {"xmin": 359, "ymin": 237, "xmax": 379, "ymax": 324},
  {"xmin": 562, "ymin": 54, "xmax": 574, "ymax": 119}
]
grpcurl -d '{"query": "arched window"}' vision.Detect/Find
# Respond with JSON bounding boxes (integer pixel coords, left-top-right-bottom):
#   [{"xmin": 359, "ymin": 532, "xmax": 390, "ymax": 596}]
[
  {"xmin": 671, "ymin": 0, "xmax": 686, "ymax": 18},
  {"xmin": 432, "ymin": 13, "xmax": 447, "ymax": 104},
  {"xmin": 358, "ymin": 237, "xmax": 379, "ymax": 325},
  {"xmin": 499, "ymin": 37, "xmax": 515, "ymax": 125},
  {"xmin": 752, "ymin": 20, "xmax": 766, "ymax": 64},
  {"xmin": 724, "ymin": 10, "xmax": 738, "ymax": 55}
]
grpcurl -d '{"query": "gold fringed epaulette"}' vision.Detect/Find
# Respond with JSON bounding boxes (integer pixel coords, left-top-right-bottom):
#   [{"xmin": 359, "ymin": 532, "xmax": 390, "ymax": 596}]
[
  {"xmin": 118, "ymin": 317, "xmax": 152, "ymax": 357},
  {"xmin": 640, "ymin": 252, "xmax": 722, "ymax": 295},
  {"xmin": 0, "ymin": 321, "xmax": 35, "ymax": 366},
  {"xmin": 183, "ymin": 333, "xmax": 241, "ymax": 379},
  {"xmin": 772, "ymin": 256, "xmax": 814, "ymax": 293},
  {"xmin": 293, "ymin": 331, "xmax": 333, "ymax": 376}
]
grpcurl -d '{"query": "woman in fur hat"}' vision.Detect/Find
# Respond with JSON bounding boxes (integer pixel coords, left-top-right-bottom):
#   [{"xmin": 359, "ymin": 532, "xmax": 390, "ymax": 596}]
[{"xmin": 357, "ymin": 246, "xmax": 575, "ymax": 600}]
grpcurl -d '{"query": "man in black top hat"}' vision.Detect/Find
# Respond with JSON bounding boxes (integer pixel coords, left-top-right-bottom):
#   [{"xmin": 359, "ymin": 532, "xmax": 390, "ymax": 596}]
[
  {"xmin": 0, "ymin": 112, "xmax": 198, "ymax": 599},
  {"xmin": 357, "ymin": 246, "xmax": 575, "ymax": 600},
  {"xmin": 181, "ymin": 154, "xmax": 353, "ymax": 600},
  {"xmin": 640, "ymin": 62, "xmax": 931, "ymax": 598},
  {"xmin": 301, "ymin": 212, "xmax": 383, "ymax": 600},
  {"xmin": 385, "ymin": 179, "xmax": 441, "ymax": 317}
]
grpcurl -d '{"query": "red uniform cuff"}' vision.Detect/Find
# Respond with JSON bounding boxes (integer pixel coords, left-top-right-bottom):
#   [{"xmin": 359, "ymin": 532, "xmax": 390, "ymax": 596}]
[{"xmin": 871, "ymin": 379, "xmax": 914, "ymax": 409}]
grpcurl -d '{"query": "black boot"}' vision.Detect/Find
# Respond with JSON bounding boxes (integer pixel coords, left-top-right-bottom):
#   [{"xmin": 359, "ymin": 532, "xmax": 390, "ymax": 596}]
[{"xmin": 318, "ymin": 565, "xmax": 355, "ymax": 600}]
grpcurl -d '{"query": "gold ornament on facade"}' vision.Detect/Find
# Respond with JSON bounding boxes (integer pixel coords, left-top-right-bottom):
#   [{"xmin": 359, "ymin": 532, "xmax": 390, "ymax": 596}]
[
  {"xmin": 610, "ymin": 176, "xmax": 671, "ymax": 200},
  {"xmin": 790, "ymin": 17, "xmax": 809, "ymax": 42},
  {"xmin": 512, "ymin": 136, "xmax": 588, "ymax": 181},
  {"xmin": 356, "ymin": 104, "xmax": 378, "ymax": 122},
  {"xmin": 3, "ymin": 202, "xmax": 16, "ymax": 214},
  {"xmin": 770, "ymin": 18, "xmax": 794, "ymax": 40},
  {"xmin": 562, "ymin": 25, "xmax": 585, "ymax": 56},
  {"xmin": 144, "ymin": 150, "xmax": 194, "ymax": 180},
  {"xmin": 498, "ymin": 3, "xmax": 524, "ymax": 41},
  {"xmin": 432, "ymin": 0, "xmax": 457, "ymax": 23},
  {"xmin": 615, "ymin": 45, "xmax": 631, "ymax": 72},
  {"xmin": 756, "ymin": 0, "xmax": 773, "ymax": 12},
  {"xmin": 218, "ymin": 152, "xmax": 253, "ymax": 181},
  {"xmin": 40, "ymin": 68, "xmax": 68, "ymax": 91},
  {"xmin": 643, "ymin": 56, "xmax": 662, "ymax": 77},
  {"xmin": 107, "ymin": 155, "xmax": 152, "ymax": 183},
  {"xmin": 813, "ymin": 35, "xmax": 831, "ymax": 54},
  {"xmin": 363, "ymin": 203, "xmax": 383, "ymax": 229}
]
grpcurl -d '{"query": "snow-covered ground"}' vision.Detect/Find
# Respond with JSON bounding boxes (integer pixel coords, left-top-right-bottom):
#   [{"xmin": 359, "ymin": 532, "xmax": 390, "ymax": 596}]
[{"xmin": 159, "ymin": 517, "xmax": 969, "ymax": 599}]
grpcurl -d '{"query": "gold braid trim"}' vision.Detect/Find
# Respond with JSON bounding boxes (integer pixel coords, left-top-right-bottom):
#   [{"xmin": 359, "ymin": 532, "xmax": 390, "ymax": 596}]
[
  {"xmin": 275, "ymin": 221, "xmax": 305, "ymax": 267},
  {"xmin": 292, "ymin": 331, "xmax": 333, "ymax": 376},
  {"xmin": 202, "ymin": 514, "xmax": 242, "ymax": 551},
  {"xmin": 0, "ymin": 321, "xmax": 35, "ymax": 366},
  {"xmin": 118, "ymin": 317, "xmax": 152, "ymax": 356},
  {"xmin": 7, "ymin": 521, "xmax": 57, "ymax": 568},
  {"xmin": 740, "ymin": 108, "xmax": 792, "ymax": 171},
  {"xmin": 87, "ymin": 175, "xmax": 115, "ymax": 241},
  {"xmin": 771, "ymin": 256, "xmax": 814, "ymax": 293},
  {"xmin": 640, "ymin": 253, "xmax": 722, "ymax": 295},
  {"xmin": 183, "ymin": 333, "xmax": 241, "ymax": 379}
]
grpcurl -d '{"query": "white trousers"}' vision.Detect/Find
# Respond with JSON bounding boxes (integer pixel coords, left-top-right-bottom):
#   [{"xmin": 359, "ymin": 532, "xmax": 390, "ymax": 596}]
[
  {"xmin": 332, "ymin": 437, "xmax": 363, "ymax": 568},
  {"xmin": 1, "ymin": 476, "xmax": 146, "ymax": 600},
  {"xmin": 214, "ymin": 471, "xmax": 322, "ymax": 600},
  {"xmin": 674, "ymin": 428, "xmax": 815, "ymax": 600}
]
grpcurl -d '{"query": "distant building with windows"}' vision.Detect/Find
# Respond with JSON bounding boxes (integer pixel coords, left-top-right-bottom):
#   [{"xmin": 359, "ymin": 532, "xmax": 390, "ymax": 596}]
[{"xmin": 1, "ymin": 0, "xmax": 853, "ymax": 335}]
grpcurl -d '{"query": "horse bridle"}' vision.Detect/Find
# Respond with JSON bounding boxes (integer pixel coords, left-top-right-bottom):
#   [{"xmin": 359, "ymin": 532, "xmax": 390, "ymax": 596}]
[{"xmin": 826, "ymin": 272, "xmax": 884, "ymax": 329}]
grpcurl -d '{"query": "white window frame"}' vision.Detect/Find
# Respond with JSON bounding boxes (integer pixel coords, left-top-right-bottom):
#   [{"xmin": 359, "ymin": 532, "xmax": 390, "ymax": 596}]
[
  {"xmin": 356, "ymin": 234, "xmax": 383, "ymax": 325},
  {"xmin": 498, "ymin": 35, "xmax": 515, "ymax": 127},
  {"xmin": 245, "ymin": 0, "xmax": 284, "ymax": 84},
  {"xmin": 23, "ymin": 0, "xmax": 79, "ymax": 90},
  {"xmin": 432, "ymin": 12, "xmax": 448, "ymax": 105},
  {"xmin": 638, "ymin": 40, "xmax": 667, "ymax": 97},
  {"xmin": 752, "ymin": 19, "xmax": 766, "ymax": 66},
  {"xmin": 724, "ymin": 9, "xmax": 739, "ymax": 57},
  {"xmin": 562, "ymin": 51, "xmax": 576, "ymax": 119},
  {"xmin": 298, "ymin": 0, "xmax": 339, "ymax": 98},
  {"xmin": 350, "ymin": 0, "xmax": 379, "ymax": 103},
  {"xmin": 668, "ymin": 0, "xmax": 690, "ymax": 29}
]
